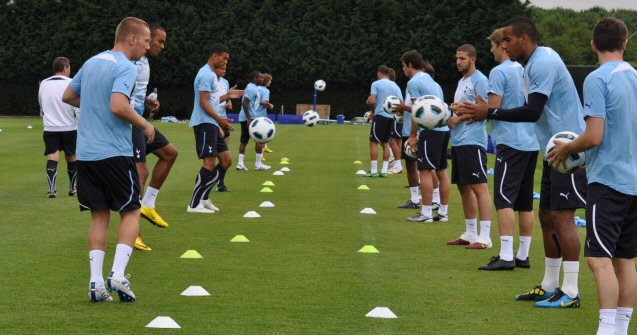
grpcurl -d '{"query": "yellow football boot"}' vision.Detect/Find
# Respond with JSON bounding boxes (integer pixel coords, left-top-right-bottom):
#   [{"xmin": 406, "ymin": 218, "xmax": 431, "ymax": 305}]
[
  {"xmin": 264, "ymin": 146, "xmax": 273, "ymax": 153},
  {"xmin": 141, "ymin": 206, "xmax": 169, "ymax": 228},
  {"xmin": 134, "ymin": 234, "xmax": 152, "ymax": 251}
]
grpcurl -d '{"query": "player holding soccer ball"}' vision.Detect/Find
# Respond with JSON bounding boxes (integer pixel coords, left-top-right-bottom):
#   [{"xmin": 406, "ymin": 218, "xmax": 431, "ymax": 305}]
[
  {"xmin": 258, "ymin": 74, "xmax": 275, "ymax": 156},
  {"xmin": 456, "ymin": 17, "xmax": 587, "ymax": 308},
  {"xmin": 446, "ymin": 44, "xmax": 494, "ymax": 248},
  {"xmin": 187, "ymin": 43, "xmax": 244, "ymax": 213},
  {"xmin": 547, "ymin": 18, "xmax": 637, "ymax": 333},
  {"xmin": 365, "ymin": 65, "xmax": 403, "ymax": 178},
  {"xmin": 237, "ymin": 71, "xmax": 270, "ymax": 170}
]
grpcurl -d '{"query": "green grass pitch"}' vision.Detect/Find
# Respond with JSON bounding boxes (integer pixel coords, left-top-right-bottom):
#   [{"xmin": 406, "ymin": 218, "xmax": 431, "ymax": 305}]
[{"xmin": 0, "ymin": 117, "xmax": 626, "ymax": 334}]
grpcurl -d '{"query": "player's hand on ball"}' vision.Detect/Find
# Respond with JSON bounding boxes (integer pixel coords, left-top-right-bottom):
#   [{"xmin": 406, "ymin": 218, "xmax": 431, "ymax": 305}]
[
  {"xmin": 409, "ymin": 135, "xmax": 417, "ymax": 148},
  {"xmin": 546, "ymin": 140, "xmax": 570, "ymax": 171}
]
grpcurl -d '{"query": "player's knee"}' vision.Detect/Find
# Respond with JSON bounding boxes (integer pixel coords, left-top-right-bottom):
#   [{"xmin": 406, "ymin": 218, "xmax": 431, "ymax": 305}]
[{"xmin": 587, "ymin": 257, "xmax": 611, "ymax": 273}]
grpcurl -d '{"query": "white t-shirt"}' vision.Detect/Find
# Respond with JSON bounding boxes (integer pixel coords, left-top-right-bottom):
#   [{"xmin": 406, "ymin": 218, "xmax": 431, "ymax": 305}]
[{"xmin": 38, "ymin": 75, "xmax": 79, "ymax": 131}]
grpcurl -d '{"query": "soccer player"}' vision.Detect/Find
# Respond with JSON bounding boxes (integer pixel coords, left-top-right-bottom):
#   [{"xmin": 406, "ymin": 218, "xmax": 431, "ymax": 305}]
[
  {"xmin": 455, "ymin": 17, "xmax": 586, "ymax": 308},
  {"xmin": 62, "ymin": 17, "xmax": 155, "ymax": 302},
  {"xmin": 236, "ymin": 71, "xmax": 270, "ymax": 170},
  {"xmin": 188, "ymin": 43, "xmax": 243, "ymax": 213},
  {"xmin": 386, "ymin": 67, "xmax": 404, "ymax": 175},
  {"xmin": 548, "ymin": 17, "xmax": 637, "ymax": 332},
  {"xmin": 214, "ymin": 65, "xmax": 233, "ymax": 192},
  {"xmin": 258, "ymin": 73, "xmax": 275, "ymax": 158},
  {"xmin": 479, "ymin": 28, "xmax": 539, "ymax": 271},
  {"xmin": 366, "ymin": 65, "xmax": 402, "ymax": 177},
  {"xmin": 446, "ymin": 44, "xmax": 493, "ymax": 248},
  {"xmin": 38, "ymin": 57, "xmax": 79, "ymax": 198},
  {"xmin": 130, "ymin": 23, "xmax": 178, "ymax": 251}
]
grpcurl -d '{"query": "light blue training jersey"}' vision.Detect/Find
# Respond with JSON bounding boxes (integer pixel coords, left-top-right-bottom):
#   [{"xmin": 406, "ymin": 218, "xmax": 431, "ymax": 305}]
[
  {"xmin": 189, "ymin": 64, "xmax": 220, "ymax": 127},
  {"xmin": 257, "ymin": 85, "xmax": 270, "ymax": 118},
  {"xmin": 489, "ymin": 60, "xmax": 539, "ymax": 151},
  {"xmin": 215, "ymin": 77, "xmax": 230, "ymax": 117},
  {"xmin": 451, "ymin": 70, "xmax": 489, "ymax": 148},
  {"xmin": 131, "ymin": 56, "xmax": 149, "ymax": 115},
  {"xmin": 370, "ymin": 78, "xmax": 403, "ymax": 118},
  {"xmin": 69, "ymin": 50, "xmax": 137, "ymax": 161},
  {"xmin": 432, "ymin": 81, "xmax": 449, "ymax": 132},
  {"xmin": 239, "ymin": 82, "xmax": 261, "ymax": 122},
  {"xmin": 402, "ymin": 91, "xmax": 412, "ymax": 137},
  {"xmin": 525, "ymin": 47, "xmax": 585, "ymax": 156},
  {"xmin": 583, "ymin": 61, "xmax": 637, "ymax": 196},
  {"xmin": 407, "ymin": 71, "xmax": 441, "ymax": 134}
]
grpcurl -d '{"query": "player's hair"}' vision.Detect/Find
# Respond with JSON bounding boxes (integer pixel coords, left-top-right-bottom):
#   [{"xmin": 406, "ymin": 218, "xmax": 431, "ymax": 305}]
[
  {"xmin": 248, "ymin": 71, "xmax": 261, "ymax": 82},
  {"xmin": 503, "ymin": 17, "xmax": 537, "ymax": 43},
  {"xmin": 423, "ymin": 61, "xmax": 435, "ymax": 78},
  {"xmin": 489, "ymin": 28, "xmax": 504, "ymax": 46},
  {"xmin": 593, "ymin": 17, "xmax": 628, "ymax": 53},
  {"xmin": 149, "ymin": 23, "xmax": 166, "ymax": 37},
  {"xmin": 52, "ymin": 57, "xmax": 69, "ymax": 74},
  {"xmin": 401, "ymin": 50, "xmax": 424, "ymax": 70},
  {"xmin": 457, "ymin": 44, "xmax": 477, "ymax": 58},
  {"xmin": 262, "ymin": 73, "xmax": 272, "ymax": 82},
  {"xmin": 388, "ymin": 67, "xmax": 396, "ymax": 81},
  {"xmin": 210, "ymin": 43, "xmax": 230, "ymax": 56},
  {"xmin": 115, "ymin": 17, "xmax": 149, "ymax": 43},
  {"xmin": 377, "ymin": 65, "xmax": 391, "ymax": 75}
]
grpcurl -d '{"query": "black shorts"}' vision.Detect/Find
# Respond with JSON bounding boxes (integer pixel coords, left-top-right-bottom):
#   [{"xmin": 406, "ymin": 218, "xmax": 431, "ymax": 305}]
[
  {"xmin": 43, "ymin": 130, "xmax": 77, "ymax": 156},
  {"xmin": 369, "ymin": 115, "xmax": 394, "ymax": 143},
  {"xmin": 240, "ymin": 121, "xmax": 250, "ymax": 144},
  {"xmin": 539, "ymin": 160, "xmax": 587, "ymax": 210},
  {"xmin": 401, "ymin": 136, "xmax": 416, "ymax": 162},
  {"xmin": 194, "ymin": 123, "xmax": 228, "ymax": 158},
  {"xmin": 585, "ymin": 183, "xmax": 637, "ymax": 259},
  {"xmin": 132, "ymin": 127, "xmax": 170, "ymax": 163},
  {"xmin": 493, "ymin": 145, "xmax": 538, "ymax": 211},
  {"xmin": 390, "ymin": 121, "xmax": 403, "ymax": 139},
  {"xmin": 451, "ymin": 145, "xmax": 488, "ymax": 185},
  {"xmin": 417, "ymin": 129, "xmax": 449, "ymax": 171},
  {"xmin": 77, "ymin": 156, "xmax": 141, "ymax": 212}
]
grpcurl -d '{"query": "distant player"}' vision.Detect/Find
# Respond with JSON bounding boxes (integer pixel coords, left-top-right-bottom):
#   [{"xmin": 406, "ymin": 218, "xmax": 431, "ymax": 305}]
[
  {"xmin": 446, "ymin": 44, "xmax": 493, "ymax": 248},
  {"xmin": 236, "ymin": 71, "xmax": 270, "ymax": 170},
  {"xmin": 479, "ymin": 28, "xmax": 539, "ymax": 271},
  {"xmin": 548, "ymin": 17, "xmax": 637, "ymax": 332},
  {"xmin": 38, "ymin": 57, "xmax": 79, "ymax": 198},
  {"xmin": 130, "ymin": 23, "xmax": 178, "ymax": 251},
  {"xmin": 386, "ymin": 67, "xmax": 404, "ymax": 175},
  {"xmin": 366, "ymin": 65, "xmax": 402, "ymax": 177},
  {"xmin": 187, "ymin": 43, "xmax": 244, "ymax": 213},
  {"xmin": 259, "ymin": 73, "xmax": 275, "ymax": 157},
  {"xmin": 62, "ymin": 17, "xmax": 155, "ymax": 302},
  {"xmin": 213, "ymin": 65, "xmax": 233, "ymax": 192},
  {"xmin": 456, "ymin": 17, "xmax": 586, "ymax": 308}
]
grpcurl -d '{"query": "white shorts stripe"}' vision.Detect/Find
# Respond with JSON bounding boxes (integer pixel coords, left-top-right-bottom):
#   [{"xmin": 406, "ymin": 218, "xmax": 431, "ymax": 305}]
[
  {"xmin": 117, "ymin": 170, "xmax": 136, "ymax": 212},
  {"xmin": 499, "ymin": 162, "xmax": 512, "ymax": 204},
  {"xmin": 423, "ymin": 140, "xmax": 435, "ymax": 169},
  {"xmin": 477, "ymin": 149, "xmax": 487, "ymax": 178},
  {"xmin": 592, "ymin": 204, "xmax": 613, "ymax": 257},
  {"xmin": 571, "ymin": 174, "xmax": 586, "ymax": 204}
]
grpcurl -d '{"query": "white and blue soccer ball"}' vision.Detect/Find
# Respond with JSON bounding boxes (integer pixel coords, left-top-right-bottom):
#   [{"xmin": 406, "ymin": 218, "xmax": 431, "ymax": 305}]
[
  {"xmin": 546, "ymin": 131, "xmax": 586, "ymax": 173},
  {"xmin": 403, "ymin": 139, "xmax": 418, "ymax": 159},
  {"xmin": 314, "ymin": 79, "xmax": 326, "ymax": 91},
  {"xmin": 249, "ymin": 117, "xmax": 276, "ymax": 143},
  {"xmin": 412, "ymin": 95, "xmax": 450, "ymax": 130},
  {"xmin": 302, "ymin": 110, "xmax": 320, "ymax": 127},
  {"xmin": 383, "ymin": 95, "xmax": 401, "ymax": 114},
  {"xmin": 363, "ymin": 111, "xmax": 372, "ymax": 123}
]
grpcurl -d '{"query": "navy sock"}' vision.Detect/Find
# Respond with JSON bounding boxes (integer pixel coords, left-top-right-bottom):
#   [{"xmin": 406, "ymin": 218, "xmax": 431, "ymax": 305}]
[
  {"xmin": 67, "ymin": 161, "xmax": 77, "ymax": 192},
  {"xmin": 189, "ymin": 167, "xmax": 215, "ymax": 208},
  {"xmin": 46, "ymin": 160, "xmax": 58, "ymax": 194}
]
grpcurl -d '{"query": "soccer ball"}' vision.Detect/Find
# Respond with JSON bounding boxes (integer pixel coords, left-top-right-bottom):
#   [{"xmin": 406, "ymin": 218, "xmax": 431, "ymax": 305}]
[
  {"xmin": 249, "ymin": 117, "xmax": 276, "ymax": 143},
  {"xmin": 383, "ymin": 95, "xmax": 401, "ymax": 114},
  {"xmin": 302, "ymin": 110, "xmax": 320, "ymax": 127},
  {"xmin": 546, "ymin": 131, "xmax": 586, "ymax": 173},
  {"xmin": 363, "ymin": 111, "xmax": 372, "ymax": 123},
  {"xmin": 412, "ymin": 95, "xmax": 449, "ymax": 130},
  {"xmin": 314, "ymin": 79, "xmax": 326, "ymax": 91},
  {"xmin": 403, "ymin": 139, "xmax": 418, "ymax": 159}
]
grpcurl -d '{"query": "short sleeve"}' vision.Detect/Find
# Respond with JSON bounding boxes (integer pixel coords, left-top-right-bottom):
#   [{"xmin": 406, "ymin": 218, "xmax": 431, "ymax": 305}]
[
  {"xmin": 69, "ymin": 67, "xmax": 83, "ymax": 94},
  {"xmin": 474, "ymin": 76, "xmax": 490, "ymax": 101},
  {"xmin": 370, "ymin": 82, "xmax": 378, "ymax": 95},
  {"xmin": 196, "ymin": 72, "xmax": 214, "ymax": 93},
  {"xmin": 488, "ymin": 68, "xmax": 506, "ymax": 97},
  {"xmin": 527, "ymin": 58, "xmax": 556, "ymax": 98},
  {"xmin": 112, "ymin": 65, "xmax": 138, "ymax": 98},
  {"xmin": 583, "ymin": 74, "xmax": 606, "ymax": 119}
]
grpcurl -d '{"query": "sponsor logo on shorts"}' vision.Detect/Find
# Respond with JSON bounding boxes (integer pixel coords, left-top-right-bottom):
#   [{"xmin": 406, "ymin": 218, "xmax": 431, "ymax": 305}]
[
  {"xmin": 208, "ymin": 146, "xmax": 213, "ymax": 153},
  {"xmin": 472, "ymin": 172, "xmax": 480, "ymax": 178},
  {"xmin": 559, "ymin": 192, "xmax": 570, "ymax": 200},
  {"xmin": 135, "ymin": 149, "xmax": 141, "ymax": 159}
]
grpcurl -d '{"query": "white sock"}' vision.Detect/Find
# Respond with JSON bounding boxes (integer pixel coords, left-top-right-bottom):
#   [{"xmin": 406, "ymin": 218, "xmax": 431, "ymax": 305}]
[
  {"xmin": 421, "ymin": 205, "xmax": 432, "ymax": 218},
  {"xmin": 111, "ymin": 244, "xmax": 133, "ymax": 279},
  {"xmin": 499, "ymin": 236, "xmax": 514, "ymax": 261},
  {"xmin": 478, "ymin": 220, "xmax": 491, "ymax": 242},
  {"xmin": 394, "ymin": 160, "xmax": 403, "ymax": 170},
  {"xmin": 541, "ymin": 257, "xmax": 562, "ymax": 292},
  {"xmin": 141, "ymin": 186, "xmax": 159, "ymax": 208},
  {"xmin": 371, "ymin": 161, "xmax": 378, "ymax": 173},
  {"xmin": 561, "ymin": 261, "xmax": 579, "ymax": 298},
  {"xmin": 381, "ymin": 161, "xmax": 389, "ymax": 174},
  {"xmin": 410, "ymin": 187, "xmax": 419, "ymax": 204},
  {"xmin": 89, "ymin": 250, "xmax": 105, "ymax": 284},
  {"xmin": 516, "ymin": 236, "xmax": 532, "ymax": 260},
  {"xmin": 389, "ymin": 151, "xmax": 395, "ymax": 161},
  {"xmin": 615, "ymin": 307, "xmax": 633, "ymax": 335},
  {"xmin": 433, "ymin": 188, "xmax": 440, "ymax": 204},
  {"xmin": 597, "ymin": 309, "xmax": 616, "ymax": 335},
  {"xmin": 466, "ymin": 219, "xmax": 478, "ymax": 238},
  {"xmin": 438, "ymin": 204, "xmax": 448, "ymax": 216},
  {"xmin": 256, "ymin": 153, "xmax": 263, "ymax": 167},
  {"xmin": 238, "ymin": 154, "xmax": 245, "ymax": 166}
]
